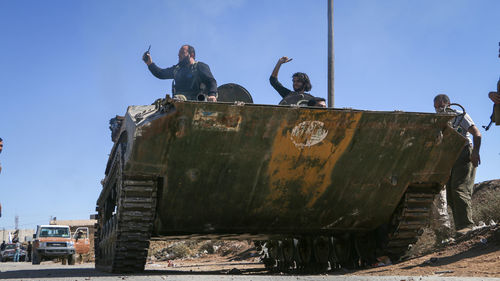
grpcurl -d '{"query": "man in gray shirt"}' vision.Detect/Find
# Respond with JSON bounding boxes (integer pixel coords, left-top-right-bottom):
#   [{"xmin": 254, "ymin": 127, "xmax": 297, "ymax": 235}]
[{"xmin": 433, "ymin": 94, "xmax": 481, "ymax": 237}]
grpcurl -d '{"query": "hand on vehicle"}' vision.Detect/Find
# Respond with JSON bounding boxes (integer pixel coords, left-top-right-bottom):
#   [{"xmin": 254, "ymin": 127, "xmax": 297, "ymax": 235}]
[{"xmin": 206, "ymin": 95, "xmax": 217, "ymax": 102}]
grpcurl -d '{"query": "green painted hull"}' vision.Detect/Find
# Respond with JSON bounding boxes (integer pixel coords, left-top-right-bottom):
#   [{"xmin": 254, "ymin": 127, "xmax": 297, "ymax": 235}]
[{"xmin": 112, "ymin": 100, "xmax": 465, "ymax": 237}]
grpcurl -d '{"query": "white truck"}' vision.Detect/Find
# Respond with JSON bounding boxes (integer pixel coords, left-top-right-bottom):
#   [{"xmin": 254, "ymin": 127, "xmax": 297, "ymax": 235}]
[{"xmin": 32, "ymin": 225, "xmax": 76, "ymax": 265}]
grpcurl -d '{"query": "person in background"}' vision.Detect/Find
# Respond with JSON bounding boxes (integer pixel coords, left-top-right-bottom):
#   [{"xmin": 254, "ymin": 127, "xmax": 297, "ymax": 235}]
[
  {"xmin": 13, "ymin": 240, "xmax": 21, "ymax": 262},
  {"xmin": 308, "ymin": 97, "xmax": 327, "ymax": 108},
  {"xmin": 27, "ymin": 241, "xmax": 32, "ymax": 262}
]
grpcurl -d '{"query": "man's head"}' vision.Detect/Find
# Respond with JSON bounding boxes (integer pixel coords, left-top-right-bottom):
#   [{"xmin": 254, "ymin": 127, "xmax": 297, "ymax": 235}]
[
  {"xmin": 0, "ymin": 137, "xmax": 3, "ymax": 154},
  {"xmin": 434, "ymin": 94, "xmax": 450, "ymax": 113},
  {"xmin": 308, "ymin": 97, "xmax": 327, "ymax": 108},
  {"xmin": 292, "ymin": 72, "xmax": 312, "ymax": 93},
  {"xmin": 178, "ymin": 44, "xmax": 196, "ymax": 64}
]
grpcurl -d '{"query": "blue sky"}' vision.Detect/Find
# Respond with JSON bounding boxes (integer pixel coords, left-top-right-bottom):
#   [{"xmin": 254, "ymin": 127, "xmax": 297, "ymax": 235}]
[{"xmin": 0, "ymin": 0, "xmax": 499, "ymax": 230}]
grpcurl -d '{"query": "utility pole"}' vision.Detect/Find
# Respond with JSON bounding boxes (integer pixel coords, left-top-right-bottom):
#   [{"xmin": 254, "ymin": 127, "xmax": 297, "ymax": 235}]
[
  {"xmin": 327, "ymin": 0, "xmax": 335, "ymax": 107},
  {"xmin": 15, "ymin": 215, "xmax": 19, "ymax": 230}
]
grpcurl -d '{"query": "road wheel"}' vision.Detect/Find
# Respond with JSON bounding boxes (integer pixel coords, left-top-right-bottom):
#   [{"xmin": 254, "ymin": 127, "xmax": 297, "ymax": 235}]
[
  {"xmin": 61, "ymin": 257, "xmax": 67, "ymax": 265},
  {"xmin": 32, "ymin": 251, "xmax": 41, "ymax": 265},
  {"xmin": 68, "ymin": 254, "xmax": 76, "ymax": 265}
]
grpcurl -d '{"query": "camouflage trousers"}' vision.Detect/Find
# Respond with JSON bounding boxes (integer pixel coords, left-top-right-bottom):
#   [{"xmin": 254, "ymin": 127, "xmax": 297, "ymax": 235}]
[
  {"xmin": 432, "ymin": 188, "xmax": 451, "ymax": 231},
  {"xmin": 434, "ymin": 145, "xmax": 476, "ymax": 231}
]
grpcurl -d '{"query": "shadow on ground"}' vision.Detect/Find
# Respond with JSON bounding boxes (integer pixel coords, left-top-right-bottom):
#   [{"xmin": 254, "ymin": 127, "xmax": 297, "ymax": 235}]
[{"xmin": 0, "ymin": 266, "xmax": 268, "ymax": 279}]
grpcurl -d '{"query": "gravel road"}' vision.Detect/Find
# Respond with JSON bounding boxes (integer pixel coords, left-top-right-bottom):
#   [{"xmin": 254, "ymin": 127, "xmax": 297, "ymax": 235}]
[{"xmin": 0, "ymin": 262, "xmax": 499, "ymax": 281}]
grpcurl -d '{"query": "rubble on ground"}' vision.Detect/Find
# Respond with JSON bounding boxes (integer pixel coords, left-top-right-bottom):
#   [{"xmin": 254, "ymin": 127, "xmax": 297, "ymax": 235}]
[{"xmin": 148, "ymin": 240, "xmax": 254, "ymax": 262}]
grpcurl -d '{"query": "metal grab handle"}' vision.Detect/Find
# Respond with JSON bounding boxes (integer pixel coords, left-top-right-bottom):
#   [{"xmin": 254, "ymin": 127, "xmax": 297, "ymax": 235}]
[
  {"xmin": 447, "ymin": 103, "xmax": 466, "ymax": 115},
  {"xmin": 445, "ymin": 103, "xmax": 466, "ymax": 130}
]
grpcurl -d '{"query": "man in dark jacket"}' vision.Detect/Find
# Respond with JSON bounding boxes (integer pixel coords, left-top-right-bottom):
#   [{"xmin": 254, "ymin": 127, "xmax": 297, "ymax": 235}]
[
  {"xmin": 269, "ymin": 56, "xmax": 328, "ymax": 107},
  {"xmin": 269, "ymin": 56, "xmax": 312, "ymax": 99},
  {"xmin": 143, "ymin": 45, "xmax": 218, "ymax": 101}
]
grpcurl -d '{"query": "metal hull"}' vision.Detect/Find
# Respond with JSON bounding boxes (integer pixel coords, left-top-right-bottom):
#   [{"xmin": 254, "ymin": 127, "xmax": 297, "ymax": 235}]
[{"xmin": 117, "ymin": 101, "xmax": 465, "ymax": 237}]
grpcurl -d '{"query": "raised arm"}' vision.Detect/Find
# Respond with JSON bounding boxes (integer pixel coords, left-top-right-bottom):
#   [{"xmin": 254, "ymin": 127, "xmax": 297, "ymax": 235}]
[
  {"xmin": 269, "ymin": 57, "xmax": 293, "ymax": 98},
  {"xmin": 142, "ymin": 52, "xmax": 175, "ymax": 79},
  {"xmin": 271, "ymin": 56, "xmax": 292, "ymax": 78}
]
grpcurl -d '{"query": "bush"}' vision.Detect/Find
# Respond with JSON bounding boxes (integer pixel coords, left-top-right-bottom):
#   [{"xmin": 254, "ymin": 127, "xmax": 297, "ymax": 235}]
[
  {"xmin": 167, "ymin": 243, "xmax": 193, "ymax": 259},
  {"xmin": 198, "ymin": 241, "xmax": 215, "ymax": 254},
  {"xmin": 472, "ymin": 180, "xmax": 500, "ymax": 224}
]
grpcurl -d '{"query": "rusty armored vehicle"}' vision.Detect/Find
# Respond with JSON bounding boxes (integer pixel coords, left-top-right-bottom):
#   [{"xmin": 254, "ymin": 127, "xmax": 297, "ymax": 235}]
[{"xmin": 95, "ymin": 87, "xmax": 466, "ymax": 273}]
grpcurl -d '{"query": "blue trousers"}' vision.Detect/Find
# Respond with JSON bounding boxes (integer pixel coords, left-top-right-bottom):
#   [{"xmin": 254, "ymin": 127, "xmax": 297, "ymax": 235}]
[{"xmin": 13, "ymin": 250, "xmax": 20, "ymax": 262}]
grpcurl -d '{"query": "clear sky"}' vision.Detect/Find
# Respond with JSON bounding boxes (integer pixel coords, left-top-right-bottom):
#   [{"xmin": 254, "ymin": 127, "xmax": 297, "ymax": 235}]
[{"xmin": 0, "ymin": 0, "xmax": 499, "ymax": 231}]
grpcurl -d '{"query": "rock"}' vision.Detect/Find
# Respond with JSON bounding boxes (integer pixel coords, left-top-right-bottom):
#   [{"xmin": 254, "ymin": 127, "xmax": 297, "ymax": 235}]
[{"xmin": 227, "ymin": 268, "xmax": 242, "ymax": 275}]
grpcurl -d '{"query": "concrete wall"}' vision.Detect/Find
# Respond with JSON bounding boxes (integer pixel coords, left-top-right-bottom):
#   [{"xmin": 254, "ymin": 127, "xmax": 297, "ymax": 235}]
[{"xmin": 0, "ymin": 229, "xmax": 35, "ymax": 243}]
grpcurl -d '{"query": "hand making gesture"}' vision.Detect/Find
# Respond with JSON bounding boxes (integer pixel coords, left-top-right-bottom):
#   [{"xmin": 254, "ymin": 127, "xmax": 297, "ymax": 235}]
[
  {"xmin": 271, "ymin": 56, "xmax": 293, "ymax": 78},
  {"xmin": 278, "ymin": 56, "xmax": 293, "ymax": 65}
]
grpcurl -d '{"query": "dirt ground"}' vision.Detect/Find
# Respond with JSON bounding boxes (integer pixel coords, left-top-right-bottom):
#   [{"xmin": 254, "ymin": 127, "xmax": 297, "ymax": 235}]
[
  {"xmin": 352, "ymin": 225, "xmax": 500, "ymax": 278},
  {"xmin": 145, "ymin": 180, "xmax": 500, "ymax": 277},
  {"xmin": 146, "ymin": 225, "xmax": 499, "ymax": 277}
]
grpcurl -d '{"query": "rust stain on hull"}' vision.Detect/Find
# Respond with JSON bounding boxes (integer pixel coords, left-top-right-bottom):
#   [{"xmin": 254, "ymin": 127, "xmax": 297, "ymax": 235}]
[
  {"xmin": 192, "ymin": 108, "xmax": 241, "ymax": 131},
  {"xmin": 266, "ymin": 111, "xmax": 363, "ymax": 209}
]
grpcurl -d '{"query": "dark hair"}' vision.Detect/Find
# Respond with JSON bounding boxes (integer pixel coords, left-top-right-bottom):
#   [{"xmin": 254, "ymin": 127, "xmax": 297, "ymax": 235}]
[
  {"xmin": 183, "ymin": 44, "xmax": 196, "ymax": 59},
  {"xmin": 292, "ymin": 72, "xmax": 312, "ymax": 92},
  {"xmin": 434, "ymin": 94, "xmax": 450, "ymax": 104},
  {"xmin": 0, "ymin": 137, "xmax": 3, "ymax": 142},
  {"xmin": 307, "ymin": 97, "xmax": 326, "ymax": 107}
]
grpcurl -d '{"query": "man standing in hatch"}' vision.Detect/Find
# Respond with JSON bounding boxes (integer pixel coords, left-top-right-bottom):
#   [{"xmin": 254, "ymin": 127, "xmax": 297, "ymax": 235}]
[
  {"xmin": 269, "ymin": 56, "xmax": 312, "ymax": 99},
  {"xmin": 143, "ymin": 44, "xmax": 218, "ymax": 102}
]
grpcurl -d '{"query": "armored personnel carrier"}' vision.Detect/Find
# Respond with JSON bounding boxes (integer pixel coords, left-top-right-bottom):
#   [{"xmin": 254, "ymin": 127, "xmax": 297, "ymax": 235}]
[{"xmin": 94, "ymin": 88, "xmax": 466, "ymax": 273}]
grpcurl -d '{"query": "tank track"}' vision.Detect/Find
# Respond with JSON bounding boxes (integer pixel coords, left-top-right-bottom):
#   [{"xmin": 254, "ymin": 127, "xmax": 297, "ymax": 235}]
[
  {"xmin": 384, "ymin": 185, "xmax": 436, "ymax": 261},
  {"xmin": 261, "ymin": 234, "xmax": 360, "ymax": 273},
  {"xmin": 261, "ymin": 184, "xmax": 436, "ymax": 273},
  {"xmin": 95, "ymin": 146, "xmax": 157, "ymax": 273}
]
